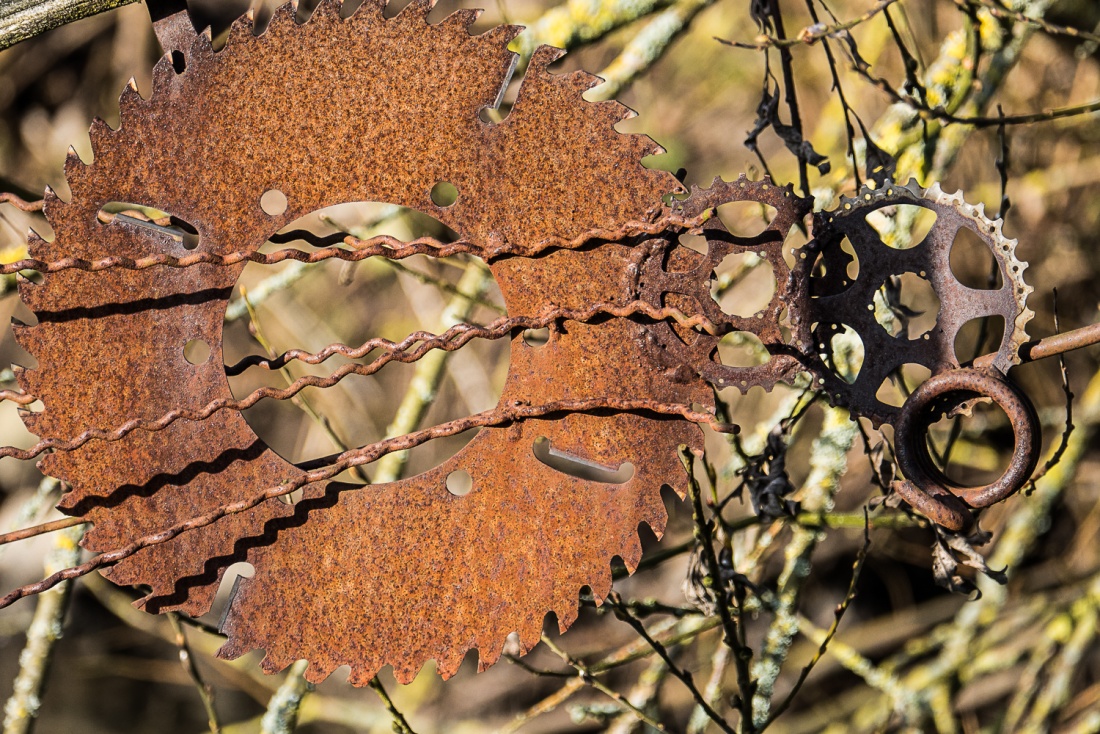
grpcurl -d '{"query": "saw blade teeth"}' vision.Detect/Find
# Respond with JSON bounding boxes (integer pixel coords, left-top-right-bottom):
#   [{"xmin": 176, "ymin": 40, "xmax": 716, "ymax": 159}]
[
  {"xmin": 436, "ymin": 649, "xmax": 470, "ymax": 679},
  {"xmin": 87, "ymin": 117, "xmax": 114, "ymax": 160},
  {"xmin": 304, "ymin": 659, "xmax": 337, "ymax": 685},
  {"xmin": 150, "ymin": 55, "xmax": 181, "ymax": 96},
  {"xmin": 264, "ymin": 2, "xmax": 299, "ymax": 33},
  {"xmin": 593, "ymin": 99, "xmax": 635, "ymax": 125},
  {"xmin": 565, "ymin": 69, "xmax": 602, "ymax": 92},
  {"xmin": 528, "ymin": 44, "xmax": 567, "ymax": 71},
  {"xmin": 478, "ymin": 22, "xmax": 523, "ymax": 47},
  {"xmin": 396, "ymin": 0, "xmax": 436, "ymax": 21},
  {"xmin": 439, "ymin": 7, "xmax": 482, "ymax": 31},
  {"xmin": 118, "ymin": 79, "xmax": 144, "ymax": 119},
  {"xmin": 225, "ymin": 13, "xmax": 257, "ymax": 45},
  {"xmin": 308, "ymin": 0, "xmax": 342, "ymax": 22},
  {"xmin": 356, "ymin": 0, "xmax": 387, "ymax": 17},
  {"xmin": 346, "ymin": 664, "xmax": 382, "ymax": 687},
  {"xmin": 476, "ymin": 646, "xmax": 502, "ymax": 673}
]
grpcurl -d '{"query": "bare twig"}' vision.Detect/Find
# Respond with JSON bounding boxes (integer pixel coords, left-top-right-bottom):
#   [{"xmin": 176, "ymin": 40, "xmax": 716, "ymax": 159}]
[
  {"xmin": 0, "ymin": 0, "xmax": 138, "ymax": 52},
  {"xmin": 166, "ymin": 613, "xmax": 220, "ymax": 733},
  {"xmin": 2, "ymin": 523, "xmax": 85, "ymax": 734}
]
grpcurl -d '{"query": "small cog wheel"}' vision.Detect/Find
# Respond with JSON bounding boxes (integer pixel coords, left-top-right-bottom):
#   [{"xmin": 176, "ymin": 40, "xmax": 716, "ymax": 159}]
[
  {"xmin": 633, "ymin": 175, "xmax": 814, "ymax": 392},
  {"xmin": 805, "ymin": 179, "xmax": 1033, "ymax": 426}
]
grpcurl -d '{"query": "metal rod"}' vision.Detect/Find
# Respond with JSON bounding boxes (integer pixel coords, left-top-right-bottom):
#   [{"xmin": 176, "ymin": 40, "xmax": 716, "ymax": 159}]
[
  {"xmin": 0, "ymin": 517, "xmax": 85, "ymax": 548},
  {"xmin": 973, "ymin": 322, "xmax": 1100, "ymax": 370}
]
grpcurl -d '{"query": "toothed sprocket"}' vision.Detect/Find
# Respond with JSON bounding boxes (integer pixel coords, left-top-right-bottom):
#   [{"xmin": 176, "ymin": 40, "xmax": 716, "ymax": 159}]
[
  {"xmin": 804, "ymin": 179, "xmax": 1033, "ymax": 426},
  {"xmin": 632, "ymin": 175, "xmax": 814, "ymax": 392}
]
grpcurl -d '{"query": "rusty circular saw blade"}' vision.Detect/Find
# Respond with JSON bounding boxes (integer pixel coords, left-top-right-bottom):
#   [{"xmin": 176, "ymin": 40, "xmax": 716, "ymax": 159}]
[
  {"xmin": 14, "ymin": 0, "xmax": 710, "ymax": 684},
  {"xmin": 634, "ymin": 174, "xmax": 814, "ymax": 392},
  {"xmin": 804, "ymin": 179, "xmax": 1033, "ymax": 427}
]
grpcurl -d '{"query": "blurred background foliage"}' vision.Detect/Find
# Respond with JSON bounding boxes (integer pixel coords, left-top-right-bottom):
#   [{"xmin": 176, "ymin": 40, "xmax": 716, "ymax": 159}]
[{"xmin": 0, "ymin": 0, "xmax": 1098, "ymax": 732}]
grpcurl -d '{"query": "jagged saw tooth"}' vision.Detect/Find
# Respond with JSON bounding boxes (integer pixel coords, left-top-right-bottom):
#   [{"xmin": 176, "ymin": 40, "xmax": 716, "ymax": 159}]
[
  {"xmin": 438, "ymin": 7, "xmax": 482, "ymax": 30},
  {"xmin": 396, "ymin": 0, "xmax": 436, "ymax": 20}
]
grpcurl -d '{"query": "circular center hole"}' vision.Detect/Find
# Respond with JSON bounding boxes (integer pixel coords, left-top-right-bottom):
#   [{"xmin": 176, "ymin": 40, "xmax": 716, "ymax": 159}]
[{"xmin": 223, "ymin": 201, "xmax": 510, "ymax": 484}]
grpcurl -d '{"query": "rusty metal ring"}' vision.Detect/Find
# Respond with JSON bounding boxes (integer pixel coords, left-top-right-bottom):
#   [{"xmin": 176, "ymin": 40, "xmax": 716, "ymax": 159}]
[{"xmin": 893, "ymin": 368, "xmax": 1041, "ymax": 530}]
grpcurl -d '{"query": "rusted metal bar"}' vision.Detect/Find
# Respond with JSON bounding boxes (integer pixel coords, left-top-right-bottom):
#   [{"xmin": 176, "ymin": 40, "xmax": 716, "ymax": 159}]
[
  {"xmin": 0, "ymin": 517, "xmax": 85, "ymax": 548},
  {"xmin": 973, "ymin": 321, "xmax": 1100, "ymax": 370}
]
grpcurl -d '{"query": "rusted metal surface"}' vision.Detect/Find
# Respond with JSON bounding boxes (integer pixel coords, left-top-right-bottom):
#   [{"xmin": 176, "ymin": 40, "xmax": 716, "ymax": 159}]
[
  {"xmin": 634, "ymin": 175, "xmax": 814, "ymax": 392},
  {"xmin": 0, "ymin": 0, "xmax": 1059, "ymax": 684},
  {"xmin": 803, "ymin": 180, "xmax": 1033, "ymax": 427},
  {"xmin": 12, "ymin": 0, "xmax": 717, "ymax": 684},
  {"xmin": 893, "ymin": 368, "xmax": 1041, "ymax": 531},
  {"xmin": 972, "ymin": 320, "xmax": 1100, "ymax": 370}
]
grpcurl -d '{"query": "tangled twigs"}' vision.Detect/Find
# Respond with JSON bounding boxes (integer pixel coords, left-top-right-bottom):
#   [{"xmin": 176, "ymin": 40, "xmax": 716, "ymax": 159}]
[
  {"xmin": 680, "ymin": 449, "xmax": 756, "ymax": 728},
  {"xmin": 607, "ymin": 592, "xmax": 737, "ymax": 734},
  {"xmin": 0, "ymin": 397, "xmax": 735, "ymax": 612}
]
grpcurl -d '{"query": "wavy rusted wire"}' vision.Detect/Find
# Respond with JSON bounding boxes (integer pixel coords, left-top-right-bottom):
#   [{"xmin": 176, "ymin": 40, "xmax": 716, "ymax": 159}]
[
  {"xmin": 0, "ymin": 397, "xmax": 735, "ymax": 611},
  {"xmin": 225, "ymin": 300, "xmax": 722, "ymax": 375},
  {"xmin": 0, "ymin": 390, "xmax": 38, "ymax": 406},
  {"xmin": 0, "ymin": 212, "xmax": 708, "ymax": 275},
  {"xmin": 0, "ymin": 193, "xmax": 44, "ymax": 213},
  {"xmin": 0, "ymin": 301, "xmax": 724, "ymax": 460}
]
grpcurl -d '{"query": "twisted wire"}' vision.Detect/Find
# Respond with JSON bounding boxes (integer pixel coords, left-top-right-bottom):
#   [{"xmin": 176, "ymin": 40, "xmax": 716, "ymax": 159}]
[
  {"xmin": 0, "ymin": 213, "xmax": 706, "ymax": 275},
  {"xmin": 0, "ymin": 194, "xmax": 43, "ymax": 213},
  {"xmin": 225, "ymin": 300, "xmax": 721, "ymax": 375},
  {"xmin": 0, "ymin": 397, "xmax": 735, "ymax": 611},
  {"xmin": 0, "ymin": 301, "xmax": 722, "ymax": 460}
]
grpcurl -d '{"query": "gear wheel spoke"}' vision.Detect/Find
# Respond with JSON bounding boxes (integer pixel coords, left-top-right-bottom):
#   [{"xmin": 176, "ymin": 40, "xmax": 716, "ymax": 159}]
[{"xmin": 803, "ymin": 179, "xmax": 1033, "ymax": 426}]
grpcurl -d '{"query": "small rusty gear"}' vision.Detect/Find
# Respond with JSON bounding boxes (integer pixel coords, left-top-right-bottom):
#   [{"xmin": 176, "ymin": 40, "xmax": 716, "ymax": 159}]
[
  {"xmin": 632, "ymin": 175, "xmax": 813, "ymax": 392},
  {"xmin": 14, "ymin": 0, "xmax": 711, "ymax": 684},
  {"xmin": 804, "ymin": 179, "xmax": 1034, "ymax": 426}
]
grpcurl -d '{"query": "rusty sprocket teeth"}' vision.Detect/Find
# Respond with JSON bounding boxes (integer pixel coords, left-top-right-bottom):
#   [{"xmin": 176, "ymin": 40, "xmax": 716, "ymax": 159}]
[
  {"xmin": 806, "ymin": 178, "xmax": 1033, "ymax": 426},
  {"xmin": 919, "ymin": 180, "xmax": 1034, "ymax": 373},
  {"xmin": 17, "ymin": 0, "xmax": 697, "ymax": 685},
  {"xmin": 638, "ymin": 173, "xmax": 814, "ymax": 394}
]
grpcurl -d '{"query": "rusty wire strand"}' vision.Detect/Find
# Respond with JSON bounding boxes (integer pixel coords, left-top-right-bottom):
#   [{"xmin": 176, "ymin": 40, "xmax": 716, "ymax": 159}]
[
  {"xmin": 0, "ymin": 517, "xmax": 85, "ymax": 548},
  {"xmin": 0, "ymin": 397, "xmax": 735, "ymax": 611},
  {"xmin": 1, "ymin": 212, "xmax": 711, "ymax": 275},
  {"xmin": 225, "ymin": 299, "xmax": 724, "ymax": 375},
  {"xmin": 0, "ymin": 390, "xmax": 37, "ymax": 406},
  {"xmin": 0, "ymin": 193, "xmax": 43, "ymax": 213},
  {"xmin": 0, "ymin": 301, "xmax": 728, "ymax": 462}
]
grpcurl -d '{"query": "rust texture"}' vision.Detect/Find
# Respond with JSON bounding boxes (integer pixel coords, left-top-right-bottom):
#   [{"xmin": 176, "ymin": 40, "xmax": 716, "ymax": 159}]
[
  {"xmin": 0, "ymin": 0, "xmax": 1061, "ymax": 686},
  {"xmin": 893, "ymin": 368, "xmax": 1041, "ymax": 531},
  {"xmin": 804, "ymin": 180, "xmax": 1033, "ymax": 427},
  {"xmin": 634, "ymin": 175, "xmax": 814, "ymax": 392},
  {"xmin": 14, "ymin": 0, "xmax": 711, "ymax": 684}
]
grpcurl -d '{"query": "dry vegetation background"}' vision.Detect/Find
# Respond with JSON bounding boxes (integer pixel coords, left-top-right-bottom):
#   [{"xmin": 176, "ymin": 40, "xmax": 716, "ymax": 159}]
[{"xmin": 0, "ymin": 0, "xmax": 1098, "ymax": 732}]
